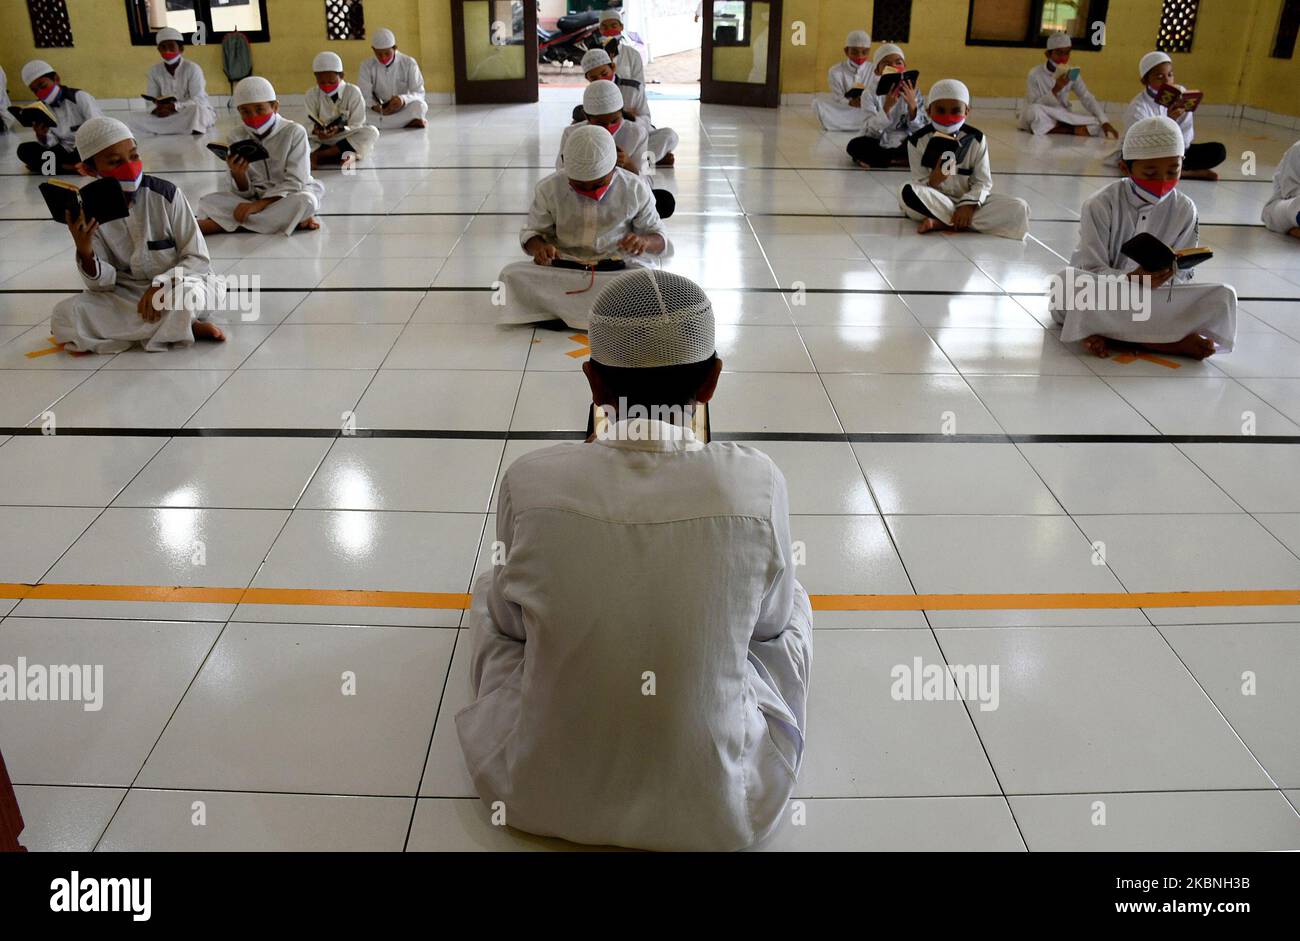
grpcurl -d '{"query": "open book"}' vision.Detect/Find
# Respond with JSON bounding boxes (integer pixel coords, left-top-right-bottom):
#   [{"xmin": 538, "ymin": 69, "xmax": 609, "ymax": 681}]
[
  {"xmin": 39, "ymin": 177, "xmax": 130, "ymax": 225},
  {"xmin": 920, "ymin": 131, "xmax": 961, "ymax": 169},
  {"xmin": 8, "ymin": 101, "xmax": 58, "ymax": 128},
  {"xmin": 207, "ymin": 140, "xmax": 271, "ymax": 163},
  {"xmin": 875, "ymin": 69, "xmax": 920, "ymax": 97},
  {"xmin": 142, "ymin": 95, "xmax": 178, "ymax": 105},
  {"xmin": 1121, "ymin": 232, "xmax": 1213, "ymax": 272},
  {"xmin": 1153, "ymin": 85, "xmax": 1203, "ymax": 112}
]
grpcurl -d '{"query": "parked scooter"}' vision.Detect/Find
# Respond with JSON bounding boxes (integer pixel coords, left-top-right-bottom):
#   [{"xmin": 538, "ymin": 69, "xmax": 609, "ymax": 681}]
[{"xmin": 538, "ymin": 10, "xmax": 601, "ymax": 66}]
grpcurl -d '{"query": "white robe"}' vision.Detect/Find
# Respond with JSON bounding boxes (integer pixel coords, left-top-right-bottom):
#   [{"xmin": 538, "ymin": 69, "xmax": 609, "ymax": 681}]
[
  {"xmin": 40, "ymin": 87, "xmax": 102, "ymax": 152},
  {"xmin": 1051, "ymin": 180, "xmax": 1236, "ymax": 350},
  {"xmin": 1018, "ymin": 62, "xmax": 1107, "ymax": 136},
  {"xmin": 1262, "ymin": 140, "xmax": 1300, "ymax": 235},
  {"xmin": 499, "ymin": 167, "xmax": 670, "ymax": 329},
  {"xmin": 305, "ymin": 82, "xmax": 380, "ymax": 160},
  {"xmin": 197, "ymin": 117, "xmax": 325, "ymax": 236},
  {"xmin": 358, "ymin": 51, "xmax": 429, "ymax": 128},
  {"xmin": 52, "ymin": 176, "xmax": 224, "ymax": 353},
  {"xmin": 611, "ymin": 51, "xmax": 676, "ymax": 161},
  {"xmin": 558, "ymin": 120, "xmax": 649, "ymax": 174},
  {"xmin": 0, "ymin": 67, "xmax": 15, "ymax": 132},
  {"xmin": 455, "ymin": 418, "xmax": 813, "ymax": 852},
  {"xmin": 131, "ymin": 58, "xmax": 216, "ymax": 136},
  {"xmin": 899, "ymin": 125, "xmax": 1030, "ymax": 240},
  {"xmin": 860, "ymin": 77, "xmax": 927, "ymax": 149},
  {"xmin": 812, "ymin": 59, "xmax": 869, "ymax": 131}
]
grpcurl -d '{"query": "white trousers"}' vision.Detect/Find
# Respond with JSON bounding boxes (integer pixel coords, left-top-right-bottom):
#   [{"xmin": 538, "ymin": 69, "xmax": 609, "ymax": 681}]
[
  {"xmin": 128, "ymin": 101, "xmax": 217, "ymax": 136},
  {"xmin": 1019, "ymin": 103, "xmax": 1101, "ymax": 136},
  {"xmin": 497, "ymin": 259, "xmax": 657, "ymax": 330},
  {"xmin": 52, "ymin": 281, "xmax": 221, "ymax": 353},
  {"xmin": 370, "ymin": 99, "xmax": 429, "ymax": 129},
  {"xmin": 198, "ymin": 189, "xmax": 323, "ymax": 236},
  {"xmin": 1262, "ymin": 195, "xmax": 1300, "ymax": 234},
  {"xmin": 1049, "ymin": 267, "xmax": 1237, "ymax": 351},
  {"xmin": 812, "ymin": 94, "xmax": 864, "ymax": 132},
  {"xmin": 310, "ymin": 125, "xmax": 381, "ymax": 161},
  {"xmin": 899, "ymin": 183, "xmax": 1031, "ymax": 240},
  {"xmin": 647, "ymin": 125, "xmax": 678, "ymax": 162}
]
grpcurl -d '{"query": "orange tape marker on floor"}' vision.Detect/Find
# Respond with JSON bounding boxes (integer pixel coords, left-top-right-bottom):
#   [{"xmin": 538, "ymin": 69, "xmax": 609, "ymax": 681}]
[
  {"xmin": 2, "ymin": 583, "xmax": 1299, "ymax": 612},
  {"xmin": 566, "ymin": 333, "xmax": 591, "ymax": 358}
]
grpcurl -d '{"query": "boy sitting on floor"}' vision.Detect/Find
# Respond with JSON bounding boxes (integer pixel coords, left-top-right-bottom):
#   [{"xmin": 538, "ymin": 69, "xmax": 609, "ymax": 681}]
[
  {"xmin": 130, "ymin": 27, "xmax": 216, "ymax": 137},
  {"xmin": 306, "ymin": 51, "xmax": 380, "ymax": 169},
  {"xmin": 898, "ymin": 80, "xmax": 1030, "ymax": 240},
  {"xmin": 15, "ymin": 59, "xmax": 101, "ymax": 175},
  {"xmin": 813, "ymin": 30, "xmax": 872, "ymax": 132},
  {"xmin": 1120, "ymin": 52, "xmax": 1225, "ymax": 180},
  {"xmin": 1018, "ymin": 32, "xmax": 1117, "ymax": 139},
  {"xmin": 358, "ymin": 28, "xmax": 428, "ymax": 129},
  {"xmin": 579, "ymin": 47, "xmax": 677, "ymax": 166},
  {"xmin": 846, "ymin": 44, "xmax": 926, "ymax": 169},
  {"xmin": 1262, "ymin": 139, "xmax": 1300, "ymax": 239}
]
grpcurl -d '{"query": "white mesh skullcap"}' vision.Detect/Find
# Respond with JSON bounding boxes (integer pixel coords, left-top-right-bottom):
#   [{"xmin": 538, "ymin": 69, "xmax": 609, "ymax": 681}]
[
  {"xmin": 589, "ymin": 270, "xmax": 716, "ymax": 369},
  {"xmin": 313, "ymin": 52, "xmax": 344, "ymax": 72},
  {"xmin": 600, "ymin": 8, "xmax": 623, "ymax": 23},
  {"xmin": 872, "ymin": 44, "xmax": 903, "ymax": 67},
  {"xmin": 156, "ymin": 27, "xmax": 183, "ymax": 45},
  {"xmin": 563, "ymin": 123, "xmax": 618, "ymax": 181},
  {"xmin": 583, "ymin": 79, "xmax": 624, "ymax": 116},
  {"xmin": 928, "ymin": 79, "xmax": 969, "ymax": 106},
  {"xmin": 372, "ymin": 28, "xmax": 396, "ymax": 48},
  {"xmin": 1122, "ymin": 115, "xmax": 1185, "ymax": 161},
  {"xmin": 75, "ymin": 116, "xmax": 134, "ymax": 161},
  {"xmin": 232, "ymin": 76, "xmax": 276, "ymax": 107},
  {"xmin": 1139, "ymin": 51, "xmax": 1172, "ymax": 80},
  {"xmin": 1046, "ymin": 31, "xmax": 1072, "ymax": 50},
  {"xmin": 846, "ymin": 30, "xmax": 870, "ymax": 48},
  {"xmin": 21, "ymin": 60, "xmax": 55, "ymax": 86},
  {"xmin": 582, "ymin": 48, "xmax": 612, "ymax": 72}
]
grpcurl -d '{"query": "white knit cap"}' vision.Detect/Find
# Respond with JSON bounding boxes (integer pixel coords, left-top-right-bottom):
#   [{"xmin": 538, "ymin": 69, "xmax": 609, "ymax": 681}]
[
  {"xmin": 21, "ymin": 60, "xmax": 55, "ymax": 86},
  {"xmin": 1046, "ymin": 31, "xmax": 1072, "ymax": 50},
  {"xmin": 872, "ymin": 43, "xmax": 903, "ymax": 67},
  {"xmin": 846, "ymin": 30, "xmax": 870, "ymax": 48},
  {"xmin": 583, "ymin": 80, "xmax": 624, "ymax": 117},
  {"xmin": 75, "ymin": 116, "xmax": 134, "ymax": 161},
  {"xmin": 600, "ymin": 8, "xmax": 623, "ymax": 23},
  {"xmin": 564, "ymin": 124, "xmax": 618, "ymax": 181},
  {"xmin": 1139, "ymin": 51, "xmax": 1172, "ymax": 80},
  {"xmin": 313, "ymin": 51, "xmax": 344, "ymax": 72},
  {"xmin": 1122, "ymin": 115, "xmax": 1186, "ymax": 161},
  {"xmin": 581, "ymin": 48, "xmax": 612, "ymax": 73},
  {"xmin": 372, "ymin": 27, "xmax": 396, "ymax": 49},
  {"xmin": 590, "ymin": 271, "xmax": 715, "ymax": 368},
  {"xmin": 156, "ymin": 27, "xmax": 183, "ymax": 45},
  {"xmin": 928, "ymin": 79, "xmax": 969, "ymax": 106},
  {"xmin": 232, "ymin": 76, "xmax": 277, "ymax": 107}
]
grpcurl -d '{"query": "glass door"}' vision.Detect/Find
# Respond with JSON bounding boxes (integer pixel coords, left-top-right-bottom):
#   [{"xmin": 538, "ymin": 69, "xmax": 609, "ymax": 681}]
[
  {"xmin": 700, "ymin": 0, "xmax": 781, "ymax": 107},
  {"xmin": 450, "ymin": 0, "xmax": 539, "ymax": 104}
]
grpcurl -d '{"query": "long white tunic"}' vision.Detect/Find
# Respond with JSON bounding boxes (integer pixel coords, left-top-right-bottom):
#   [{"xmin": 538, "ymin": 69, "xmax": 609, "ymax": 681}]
[
  {"xmin": 1122, "ymin": 88, "xmax": 1195, "ymax": 146},
  {"xmin": 812, "ymin": 59, "xmax": 868, "ymax": 131},
  {"xmin": 305, "ymin": 82, "xmax": 379, "ymax": 160},
  {"xmin": 52, "ymin": 176, "xmax": 223, "ymax": 353},
  {"xmin": 499, "ymin": 167, "xmax": 670, "ymax": 328},
  {"xmin": 609, "ymin": 54, "xmax": 675, "ymax": 160},
  {"xmin": 132, "ymin": 58, "xmax": 216, "ymax": 135},
  {"xmin": 1051, "ymin": 179, "xmax": 1236, "ymax": 350},
  {"xmin": 41, "ymin": 87, "xmax": 101, "ymax": 151},
  {"xmin": 899, "ymin": 125, "xmax": 1030, "ymax": 240},
  {"xmin": 1262, "ymin": 140, "xmax": 1300, "ymax": 235},
  {"xmin": 456, "ymin": 419, "xmax": 813, "ymax": 851},
  {"xmin": 197, "ymin": 117, "xmax": 325, "ymax": 236},
  {"xmin": 860, "ymin": 79, "xmax": 927, "ymax": 150},
  {"xmin": 1018, "ymin": 62, "xmax": 1107, "ymax": 135},
  {"xmin": 0, "ymin": 67, "xmax": 15, "ymax": 132},
  {"xmin": 558, "ymin": 120, "xmax": 649, "ymax": 173},
  {"xmin": 357, "ymin": 51, "xmax": 429, "ymax": 128}
]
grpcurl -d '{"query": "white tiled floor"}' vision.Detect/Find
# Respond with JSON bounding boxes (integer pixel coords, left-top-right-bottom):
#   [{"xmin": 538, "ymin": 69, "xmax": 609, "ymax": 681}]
[{"xmin": 1, "ymin": 98, "xmax": 1298, "ymax": 851}]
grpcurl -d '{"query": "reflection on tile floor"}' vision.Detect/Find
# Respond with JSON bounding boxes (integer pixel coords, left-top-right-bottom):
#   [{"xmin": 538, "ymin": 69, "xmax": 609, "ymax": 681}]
[{"xmin": 1, "ymin": 100, "xmax": 1298, "ymax": 851}]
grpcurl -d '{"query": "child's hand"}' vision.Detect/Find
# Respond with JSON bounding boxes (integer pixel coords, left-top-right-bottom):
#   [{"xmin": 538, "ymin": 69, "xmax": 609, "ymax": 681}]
[
  {"xmin": 233, "ymin": 200, "xmax": 267, "ymax": 223},
  {"xmin": 137, "ymin": 284, "xmax": 165, "ymax": 322},
  {"xmin": 65, "ymin": 208, "xmax": 99, "ymax": 257},
  {"xmin": 383, "ymin": 96, "xmax": 403, "ymax": 115},
  {"xmin": 884, "ymin": 85, "xmax": 902, "ymax": 110},
  {"xmin": 928, "ymin": 163, "xmax": 949, "ymax": 188},
  {"xmin": 849, "ymin": 96, "xmax": 861, "ymax": 108},
  {"xmin": 899, "ymin": 80, "xmax": 918, "ymax": 110},
  {"xmin": 33, "ymin": 121, "xmax": 51, "ymax": 144},
  {"xmin": 226, "ymin": 154, "xmax": 250, "ymax": 173},
  {"xmin": 1131, "ymin": 266, "xmax": 1175, "ymax": 289},
  {"xmin": 1167, "ymin": 104, "xmax": 1186, "ymax": 120},
  {"xmin": 618, "ymin": 233, "xmax": 649, "ymax": 255},
  {"xmin": 1102, "ymin": 122, "xmax": 1119, "ymax": 139},
  {"xmin": 1053, "ymin": 73, "xmax": 1071, "ymax": 93},
  {"xmin": 951, "ymin": 204, "xmax": 977, "ymax": 230},
  {"xmin": 531, "ymin": 242, "xmax": 558, "ymax": 266}
]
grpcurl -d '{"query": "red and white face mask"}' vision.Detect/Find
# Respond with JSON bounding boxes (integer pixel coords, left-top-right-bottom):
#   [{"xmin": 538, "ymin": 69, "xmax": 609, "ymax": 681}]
[
  {"xmin": 848, "ymin": 54, "xmax": 868, "ymax": 66},
  {"xmin": 103, "ymin": 159, "xmax": 145, "ymax": 192},
  {"xmin": 318, "ymin": 80, "xmax": 341, "ymax": 95},
  {"xmin": 375, "ymin": 49, "xmax": 395, "ymax": 64},
  {"xmin": 570, "ymin": 179, "xmax": 612, "ymax": 201},
  {"xmin": 930, "ymin": 112, "xmax": 966, "ymax": 134},
  {"xmin": 1131, "ymin": 176, "xmax": 1178, "ymax": 201},
  {"xmin": 243, "ymin": 111, "xmax": 277, "ymax": 131},
  {"xmin": 161, "ymin": 50, "xmax": 182, "ymax": 62}
]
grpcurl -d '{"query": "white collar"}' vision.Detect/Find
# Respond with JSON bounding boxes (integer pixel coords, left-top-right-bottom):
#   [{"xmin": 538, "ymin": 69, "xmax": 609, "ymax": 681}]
[{"xmin": 595, "ymin": 417, "xmax": 705, "ymax": 452}]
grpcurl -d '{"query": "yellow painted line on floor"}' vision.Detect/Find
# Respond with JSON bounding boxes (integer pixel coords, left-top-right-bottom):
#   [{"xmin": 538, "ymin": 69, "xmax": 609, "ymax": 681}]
[{"xmin": 2, "ymin": 583, "xmax": 1299, "ymax": 611}]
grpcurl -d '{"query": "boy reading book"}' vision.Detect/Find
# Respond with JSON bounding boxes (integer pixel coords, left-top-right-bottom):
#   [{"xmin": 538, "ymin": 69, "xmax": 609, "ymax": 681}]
[
  {"xmin": 497, "ymin": 124, "xmax": 669, "ymax": 329},
  {"xmin": 846, "ymin": 44, "xmax": 927, "ymax": 168},
  {"xmin": 196, "ymin": 77, "xmax": 324, "ymax": 236},
  {"xmin": 457, "ymin": 269, "xmax": 811, "ymax": 851},
  {"xmin": 50, "ymin": 117, "xmax": 225, "ymax": 353},
  {"xmin": 1120, "ymin": 52, "xmax": 1224, "ymax": 180},
  {"xmin": 1050, "ymin": 117, "xmax": 1236, "ymax": 360},
  {"xmin": 1262, "ymin": 139, "xmax": 1300, "ymax": 239},
  {"xmin": 130, "ymin": 27, "xmax": 216, "ymax": 137},
  {"xmin": 306, "ymin": 52, "xmax": 379, "ymax": 169},
  {"xmin": 1018, "ymin": 32, "xmax": 1117, "ymax": 138},
  {"xmin": 15, "ymin": 59, "xmax": 101, "ymax": 175},
  {"xmin": 898, "ymin": 80, "xmax": 1030, "ymax": 240},
  {"xmin": 579, "ymin": 48, "xmax": 677, "ymax": 166},
  {"xmin": 812, "ymin": 29, "xmax": 872, "ymax": 132},
  {"xmin": 358, "ymin": 28, "xmax": 428, "ymax": 129}
]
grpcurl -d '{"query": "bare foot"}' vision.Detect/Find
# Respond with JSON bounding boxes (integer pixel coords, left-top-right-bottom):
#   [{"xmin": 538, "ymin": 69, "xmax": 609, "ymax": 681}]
[
  {"xmin": 852, "ymin": 160, "xmax": 873, "ymax": 169},
  {"xmin": 656, "ymin": 152, "xmax": 675, "ymax": 167},
  {"xmin": 916, "ymin": 218, "xmax": 949, "ymax": 234},
  {"xmin": 404, "ymin": 119, "xmax": 427, "ymax": 129},
  {"xmin": 1081, "ymin": 334, "xmax": 1110, "ymax": 358},
  {"xmin": 1142, "ymin": 333, "xmax": 1217, "ymax": 360},
  {"xmin": 197, "ymin": 218, "xmax": 224, "ymax": 235},
  {"xmin": 296, "ymin": 217, "xmax": 321, "ymax": 231},
  {"xmin": 1182, "ymin": 169, "xmax": 1219, "ymax": 181},
  {"xmin": 192, "ymin": 320, "xmax": 226, "ymax": 342},
  {"xmin": 1287, "ymin": 227, "xmax": 1300, "ymax": 241}
]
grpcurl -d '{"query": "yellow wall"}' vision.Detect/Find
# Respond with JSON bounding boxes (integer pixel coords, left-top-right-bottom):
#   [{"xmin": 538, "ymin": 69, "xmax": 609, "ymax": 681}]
[{"xmin": 1, "ymin": 0, "xmax": 1296, "ymax": 116}]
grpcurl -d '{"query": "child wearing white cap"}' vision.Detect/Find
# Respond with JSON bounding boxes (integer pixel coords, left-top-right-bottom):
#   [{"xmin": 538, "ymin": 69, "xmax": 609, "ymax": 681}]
[
  {"xmin": 358, "ymin": 27, "xmax": 428, "ymax": 129},
  {"xmin": 15, "ymin": 59, "xmax": 101, "ymax": 174},
  {"xmin": 51, "ymin": 116, "xmax": 226, "ymax": 353},
  {"xmin": 0, "ymin": 66, "xmax": 15, "ymax": 133},
  {"xmin": 130, "ymin": 27, "xmax": 216, "ymax": 136},
  {"xmin": 559, "ymin": 80, "xmax": 675, "ymax": 218},
  {"xmin": 812, "ymin": 29, "xmax": 872, "ymax": 131},
  {"xmin": 1017, "ymin": 31, "xmax": 1116, "ymax": 138},
  {"xmin": 580, "ymin": 45, "xmax": 678, "ymax": 164},
  {"xmin": 307, "ymin": 51, "xmax": 380, "ymax": 169},
  {"xmin": 1120, "ymin": 52, "xmax": 1224, "ymax": 179},
  {"xmin": 899, "ymin": 80, "xmax": 1030, "ymax": 240},
  {"xmin": 457, "ymin": 269, "xmax": 812, "ymax": 852},
  {"xmin": 1050, "ymin": 116, "xmax": 1236, "ymax": 360},
  {"xmin": 846, "ymin": 44, "xmax": 927, "ymax": 168},
  {"xmin": 497, "ymin": 124, "xmax": 669, "ymax": 329},
  {"xmin": 1262, "ymin": 140, "xmax": 1300, "ymax": 239},
  {"xmin": 196, "ymin": 77, "xmax": 325, "ymax": 236}
]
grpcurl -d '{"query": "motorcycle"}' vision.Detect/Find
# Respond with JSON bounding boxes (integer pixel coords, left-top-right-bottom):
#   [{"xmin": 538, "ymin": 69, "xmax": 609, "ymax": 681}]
[{"xmin": 538, "ymin": 10, "xmax": 601, "ymax": 66}]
